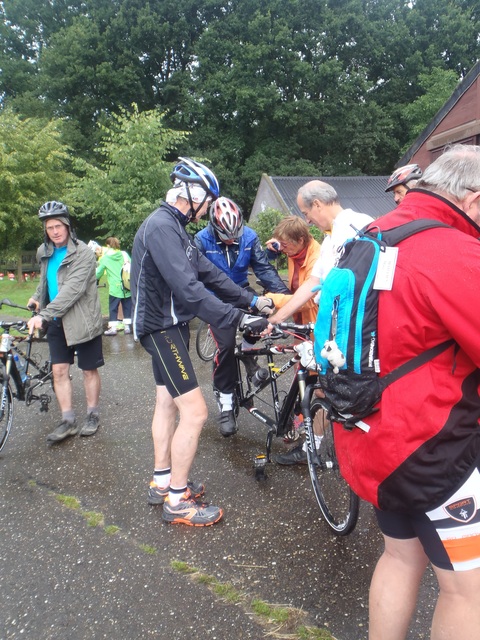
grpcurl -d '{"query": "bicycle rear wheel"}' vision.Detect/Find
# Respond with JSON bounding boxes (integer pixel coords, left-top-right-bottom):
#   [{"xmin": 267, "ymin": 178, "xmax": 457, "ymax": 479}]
[
  {"xmin": 305, "ymin": 397, "xmax": 359, "ymax": 535},
  {"xmin": 0, "ymin": 381, "xmax": 14, "ymax": 453},
  {"xmin": 196, "ymin": 321, "xmax": 216, "ymax": 361}
]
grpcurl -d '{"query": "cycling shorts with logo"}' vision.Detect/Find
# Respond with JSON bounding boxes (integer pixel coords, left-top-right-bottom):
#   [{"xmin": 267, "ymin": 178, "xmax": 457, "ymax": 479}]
[
  {"xmin": 140, "ymin": 324, "xmax": 198, "ymax": 398},
  {"xmin": 375, "ymin": 463, "xmax": 480, "ymax": 571}
]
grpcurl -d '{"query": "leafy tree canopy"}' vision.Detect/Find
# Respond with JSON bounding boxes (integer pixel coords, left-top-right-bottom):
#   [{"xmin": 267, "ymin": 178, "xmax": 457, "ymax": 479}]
[
  {"xmin": 0, "ymin": 0, "xmax": 479, "ymax": 225},
  {"xmin": 0, "ymin": 108, "xmax": 74, "ymax": 258},
  {"xmin": 68, "ymin": 105, "xmax": 189, "ymax": 249}
]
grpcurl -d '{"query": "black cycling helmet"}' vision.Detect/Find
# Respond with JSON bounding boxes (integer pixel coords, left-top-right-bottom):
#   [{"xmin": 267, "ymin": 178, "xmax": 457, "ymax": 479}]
[
  {"xmin": 170, "ymin": 157, "xmax": 220, "ymax": 199},
  {"xmin": 38, "ymin": 200, "xmax": 70, "ymax": 221},
  {"xmin": 209, "ymin": 197, "xmax": 244, "ymax": 242},
  {"xmin": 385, "ymin": 164, "xmax": 423, "ymax": 192},
  {"xmin": 38, "ymin": 201, "xmax": 78, "ymax": 244}
]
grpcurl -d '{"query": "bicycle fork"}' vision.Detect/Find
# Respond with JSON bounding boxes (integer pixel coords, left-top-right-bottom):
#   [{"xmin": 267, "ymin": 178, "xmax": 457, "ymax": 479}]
[
  {"xmin": 300, "ymin": 378, "xmax": 323, "ymax": 467},
  {"xmin": 0, "ymin": 354, "xmax": 12, "ymax": 421}
]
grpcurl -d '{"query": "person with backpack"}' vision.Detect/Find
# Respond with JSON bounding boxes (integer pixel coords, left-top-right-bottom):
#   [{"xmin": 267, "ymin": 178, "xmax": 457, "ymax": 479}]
[
  {"xmin": 385, "ymin": 163, "xmax": 423, "ymax": 206},
  {"xmin": 334, "ymin": 145, "xmax": 480, "ymax": 639},
  {"xmin": 194, "ymin": 196, "xmax": 289, "ymax": 437},
  {"xmin": 267, "ymin": 180, "xmax": 373, "ymax": 464},
  {"xmin": 130, "ymin": 158, "xmax": 271, "ymax": 526},
  {"xmin": 95, "ymin": 237, "xmax": 132, "ymax": 335}
]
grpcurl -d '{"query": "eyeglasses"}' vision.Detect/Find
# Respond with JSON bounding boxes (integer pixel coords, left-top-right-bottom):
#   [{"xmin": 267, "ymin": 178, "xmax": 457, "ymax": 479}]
[{"xmin": 466, "ymin": 187, "xmax": 479, "ymax": 193}]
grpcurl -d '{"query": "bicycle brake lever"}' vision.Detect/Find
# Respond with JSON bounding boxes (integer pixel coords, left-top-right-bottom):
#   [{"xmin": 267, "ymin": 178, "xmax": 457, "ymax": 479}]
[{"xmin": 269, "ymin": 327, "xmax": 285, "ymax": 339}]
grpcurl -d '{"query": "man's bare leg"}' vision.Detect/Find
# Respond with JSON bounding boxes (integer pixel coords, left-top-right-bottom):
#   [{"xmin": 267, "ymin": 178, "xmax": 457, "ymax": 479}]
[
  {"xmin": 152, "ymin": 385, "xmax": 207, "ymax": 488},
  {"xmin": 82, "ymin": 368, "xmax": 101, "ymax": 410},
  {"xmin": 369, "ymin": 535, "xmax": 428, "ymax": 640},
  {"xmin": 52, "ymin": 362, "xmax": 73, "ymax": 413},
  {"xmin": 430, "ymin": 565, "xmax": 480, "ymax": 640}
]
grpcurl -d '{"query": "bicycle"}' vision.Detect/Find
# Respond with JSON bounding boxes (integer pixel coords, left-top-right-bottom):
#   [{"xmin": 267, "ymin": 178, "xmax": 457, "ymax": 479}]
[
  {"xmin": 195, "ymin": 319, "xmax": 216, "ymax": 361},
  {"xmin": 0, "ymin": 299, "xmax": 54, "ymax": 453},
  {"xmin": 235, "ymin": 321, "xmax": 359, "ymax": 535}
]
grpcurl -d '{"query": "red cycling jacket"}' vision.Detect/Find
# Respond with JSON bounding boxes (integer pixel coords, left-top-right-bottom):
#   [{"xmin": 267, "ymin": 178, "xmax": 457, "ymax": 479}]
[{"xmin": 335, "ymin": 189, "xmax": 480, "ymax": 512}]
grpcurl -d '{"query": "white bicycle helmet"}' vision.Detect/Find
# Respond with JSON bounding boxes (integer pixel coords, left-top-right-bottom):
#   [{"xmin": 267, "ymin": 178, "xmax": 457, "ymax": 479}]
[{"xmin": 209, "ymin": 197, "xmax": 244, "ymax": 242}]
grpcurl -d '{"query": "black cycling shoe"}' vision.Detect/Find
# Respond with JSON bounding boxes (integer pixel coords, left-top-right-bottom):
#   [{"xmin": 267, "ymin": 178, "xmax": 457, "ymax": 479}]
[
  {"xmin": 218, "ymin": 410, "xmax": 237, "ymax": 437},
  {"xmin": 274, "ymin": 443, "xmax": 308, "ymax": 465}
]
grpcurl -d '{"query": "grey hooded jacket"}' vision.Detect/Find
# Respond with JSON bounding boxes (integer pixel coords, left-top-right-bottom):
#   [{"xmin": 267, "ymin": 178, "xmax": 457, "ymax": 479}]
[{"xmin": 32, "ymin": 236, "xmax": 103, "ymax": 346}]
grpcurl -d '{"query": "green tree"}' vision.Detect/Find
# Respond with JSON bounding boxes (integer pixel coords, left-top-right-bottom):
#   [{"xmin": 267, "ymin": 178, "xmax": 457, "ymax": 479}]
[
  {"xmin": 2, "ymin": 0, "xmax": 479, "ymax": 213},
  {"xmin": 69, "ymin": 105, "xmax": 189, "ymax": 248},
  {"xmin": 401, "ymin": 68, "xmax": 460, "ymax": 145},
  {"xmin": 0, "ymin": 109, "xmax": 74, "ymax": 276}
]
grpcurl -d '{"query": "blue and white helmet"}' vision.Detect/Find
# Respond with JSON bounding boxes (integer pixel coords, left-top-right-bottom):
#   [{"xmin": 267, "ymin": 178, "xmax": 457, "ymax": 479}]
[{"xmin": 170, "ymin": 157, "xmax": 220, "ymax": 199}]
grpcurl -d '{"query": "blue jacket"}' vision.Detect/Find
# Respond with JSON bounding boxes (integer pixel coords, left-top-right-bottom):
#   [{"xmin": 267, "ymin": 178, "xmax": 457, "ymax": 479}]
[{"xmin": 194, "ymin": 224, "xmax": 290, "ymax": 294}]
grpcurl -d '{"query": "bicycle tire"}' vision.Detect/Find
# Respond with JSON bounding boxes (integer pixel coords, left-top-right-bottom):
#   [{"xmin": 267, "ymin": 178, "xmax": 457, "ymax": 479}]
[
  {"xmin": 305, "ymin": 397, "xmax": 359, "ymax": 535},
  {"xmin": 0, "ymin": 381, "xmax": 14, "ymax": 453},
  {"xmin": 196, "ymin": 321, "xmax": 216, "ymax": 362}
]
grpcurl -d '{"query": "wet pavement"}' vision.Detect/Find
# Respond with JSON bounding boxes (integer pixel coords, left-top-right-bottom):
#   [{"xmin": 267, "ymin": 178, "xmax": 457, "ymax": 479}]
[{"xmin": 0, "ymin": 326, "xmax": 438, "ymax": 639}]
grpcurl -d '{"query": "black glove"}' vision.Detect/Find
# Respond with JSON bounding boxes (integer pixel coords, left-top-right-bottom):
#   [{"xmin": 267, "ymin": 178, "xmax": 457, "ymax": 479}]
[{"xmin": 239, "ymin": 314, "xmax": 269, "ymax": 336}]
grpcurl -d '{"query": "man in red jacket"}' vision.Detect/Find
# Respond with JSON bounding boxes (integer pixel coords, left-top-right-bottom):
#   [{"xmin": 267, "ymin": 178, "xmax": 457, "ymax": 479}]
[{"xmin": 335, "ymin": 144, "xmax": 480, "ymax": 639}]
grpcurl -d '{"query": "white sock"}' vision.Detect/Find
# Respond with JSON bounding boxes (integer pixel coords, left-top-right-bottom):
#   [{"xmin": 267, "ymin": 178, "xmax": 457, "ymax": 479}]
[
  {"xmin": 153, "ymin": 468, "xmax": 171, "ymax": 488},
  {"xmin": 168, "ymin": 486, "xmax": 187, "ymax": 507},
  {"xmin": 219, "ymin": 392, "xmax": 233, "ymax": 411}
]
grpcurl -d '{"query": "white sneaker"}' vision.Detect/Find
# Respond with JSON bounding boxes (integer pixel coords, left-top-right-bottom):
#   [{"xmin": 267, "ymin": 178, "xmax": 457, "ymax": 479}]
[
  {"xmin": 124, "ymin": 326, "xmax": 131, "ymax": 334},
  {"xmin": 104, "ymin": 327, "xmax": 117, "ymax": 336}
]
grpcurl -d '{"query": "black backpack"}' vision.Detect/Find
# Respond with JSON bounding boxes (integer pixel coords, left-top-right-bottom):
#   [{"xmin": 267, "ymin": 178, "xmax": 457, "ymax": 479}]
[{"xmin": 313, "ymin": 219, "xmax": 455, "ymax": 428}]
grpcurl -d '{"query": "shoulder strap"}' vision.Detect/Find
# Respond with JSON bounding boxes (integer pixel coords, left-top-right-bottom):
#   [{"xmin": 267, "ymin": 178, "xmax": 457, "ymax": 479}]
[
  {"xmin": 375, "ymin": 220, "xmax": 455, "ymax": 390},
  {"xmin": 377, "ymin": 219, "xmax": 452, "ymax": 246},
  {"xmin": 381, "ymin": 339, "xmax": 455, "ymax": 389}
]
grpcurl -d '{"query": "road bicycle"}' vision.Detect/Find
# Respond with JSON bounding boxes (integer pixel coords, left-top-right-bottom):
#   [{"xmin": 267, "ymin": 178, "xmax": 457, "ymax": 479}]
[
  {"xmin": 235, "ymin": 322, "xmax": 359, "ymax": 535},
  {"xmin": 0, "ymin": 299, "xmax": 54, "ymax": 453},
  {"xmin": 195, "ymin": 319, "xmax": 216, "ymax": 361}
]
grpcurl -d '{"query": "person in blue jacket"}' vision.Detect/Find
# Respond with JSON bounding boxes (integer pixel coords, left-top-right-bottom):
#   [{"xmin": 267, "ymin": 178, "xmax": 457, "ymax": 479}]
[{"xmin": 194, "ymin": 197, "xmax": 290, "ymax": 436}]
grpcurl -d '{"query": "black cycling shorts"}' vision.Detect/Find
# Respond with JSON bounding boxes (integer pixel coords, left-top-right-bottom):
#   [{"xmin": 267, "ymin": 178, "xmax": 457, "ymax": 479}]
[
  {"xmin": 47, "ymin": 318, "xmax": 104, "ymax": 370},
  {"xmin": 375, "ymin": 464, "xmax": 480, "ymax": 572},
  {"xmin": 140, "ymin": 324, "xmax": 198, "ymax": 398}
]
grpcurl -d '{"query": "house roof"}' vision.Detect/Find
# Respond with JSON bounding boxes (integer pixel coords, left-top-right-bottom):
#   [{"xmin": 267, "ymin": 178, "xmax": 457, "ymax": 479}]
[
  {"xmin": 398, "ymin": 60, "xmax": 480, "ymax": 166},
  {"xmin": 267, "ymin": 175, "xmax": 393, "ymax": 219}
]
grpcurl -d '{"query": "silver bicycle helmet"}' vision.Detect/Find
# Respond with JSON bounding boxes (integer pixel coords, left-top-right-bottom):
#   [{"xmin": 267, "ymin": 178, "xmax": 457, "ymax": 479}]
[
  {"xmin": 209, "ymin": 197, "xmax": 244, "ymax": 242},
  {"xmin": 385, "ymin": 164, "xmax": 423, "ymax": 192}
]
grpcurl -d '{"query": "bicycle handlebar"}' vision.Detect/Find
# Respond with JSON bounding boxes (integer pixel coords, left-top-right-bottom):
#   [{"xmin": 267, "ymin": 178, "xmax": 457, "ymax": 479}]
[
  {"xmin": 0, "ymin": 319, "xmax": 28, "ymax": 331},
  {"xmin": 0, "ymin": 298, "xmax": 32, "ymax": 312},
  {"xmin": 276, "ymin": 322, "xmax": 314, "ymax": 333}
]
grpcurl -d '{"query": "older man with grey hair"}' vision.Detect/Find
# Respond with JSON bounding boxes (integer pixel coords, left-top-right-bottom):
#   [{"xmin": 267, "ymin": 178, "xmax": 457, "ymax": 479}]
[
  {"xmin": 268, "ymin": 179, "xmax": 373, "ymax": 464},
  {"xmin": 334, "ymin": 144, "xmax": 480, "ymax": 640}
]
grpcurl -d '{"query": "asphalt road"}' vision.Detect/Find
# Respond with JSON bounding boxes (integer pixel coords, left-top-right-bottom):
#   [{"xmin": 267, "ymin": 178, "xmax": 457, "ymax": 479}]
[{"xmin": 0, "ymin": 326, "xmax": 437, "ymax": 640}]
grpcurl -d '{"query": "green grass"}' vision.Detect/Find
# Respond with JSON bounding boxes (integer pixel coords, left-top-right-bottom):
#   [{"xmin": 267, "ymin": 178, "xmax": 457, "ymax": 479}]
[
  {"xmin": 55, "ymin": 494, "xmax": 81, "ymax": 509},
  {"xmin": 83, "ymin": 511, "xmax": 104, "ymax": 527},
  {"xmin": 0, "ymin": 277, "xmax": 110, "ymax": 318},
  {"xmin": 169, "ymin": 560, "xmax": 336, "ymax": 639}
]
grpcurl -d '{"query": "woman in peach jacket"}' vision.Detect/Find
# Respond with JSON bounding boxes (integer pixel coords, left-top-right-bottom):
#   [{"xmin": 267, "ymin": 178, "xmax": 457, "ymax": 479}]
[{"xmin": 265, "ymin": 216, "xmax": 321, "ymax": 324}]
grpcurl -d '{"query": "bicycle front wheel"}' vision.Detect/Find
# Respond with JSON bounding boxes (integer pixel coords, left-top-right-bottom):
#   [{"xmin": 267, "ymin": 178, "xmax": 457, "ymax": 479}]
[
  {"xmin": 196, "ymin": 321, "xmax": 216, "ymax": 362},
  {"xmin": 0, "ymin": 381, "xmax": 14, "ymax": 453},
  {"xmin": 305, "ymin": 397, "xmax": 359, "ymax": 535}
]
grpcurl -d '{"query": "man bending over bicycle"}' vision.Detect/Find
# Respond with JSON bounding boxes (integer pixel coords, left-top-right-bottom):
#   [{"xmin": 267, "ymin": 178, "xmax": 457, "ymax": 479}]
[
  {"xmin": 131, "ymin": 159, "xmax": 270, "ymax": 527},
  {"xmin": 194, "ymin": 196, "xmax": 289, "ymax": 437}
]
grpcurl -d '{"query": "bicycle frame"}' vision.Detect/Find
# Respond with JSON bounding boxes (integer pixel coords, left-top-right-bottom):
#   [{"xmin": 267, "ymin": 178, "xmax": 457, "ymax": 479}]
[
  {"xmin": 234, "ymin": 322, "xmax": 360, "ymax": 535},
  {"xmin": 234, "ymin": 324, "xmax": 316, "ymax": 463}
]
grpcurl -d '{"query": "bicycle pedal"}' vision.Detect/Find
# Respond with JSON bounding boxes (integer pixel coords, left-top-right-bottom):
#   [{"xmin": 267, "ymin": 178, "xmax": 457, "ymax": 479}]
[{"xmin": 254, "ymin": 454, "xmax": 268, "ymax": 481}]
